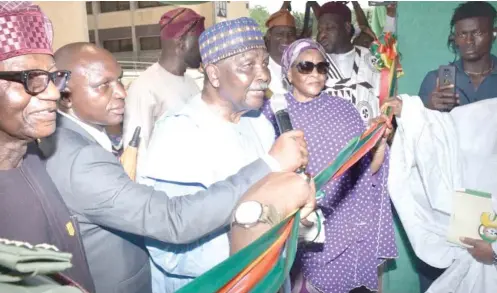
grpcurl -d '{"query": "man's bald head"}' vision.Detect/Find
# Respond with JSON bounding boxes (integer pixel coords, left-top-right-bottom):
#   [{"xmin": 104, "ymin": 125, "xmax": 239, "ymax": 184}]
[
  {"xmin": 55, "ymin": 42, "xmax": 116, "ymax": 74},
  {"xmin": 55, "ymin": 42, "xmax": 126, "ymax": 128}
]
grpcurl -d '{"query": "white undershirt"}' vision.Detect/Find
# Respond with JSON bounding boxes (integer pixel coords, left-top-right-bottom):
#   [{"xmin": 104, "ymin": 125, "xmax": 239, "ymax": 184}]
[
  {"xmin": 58, "ymin": 110, "xmax": 113, "ymax": 153},
  {"xmin": 330, "ymin": 48, "xmax": 356, "ymax": 79}
]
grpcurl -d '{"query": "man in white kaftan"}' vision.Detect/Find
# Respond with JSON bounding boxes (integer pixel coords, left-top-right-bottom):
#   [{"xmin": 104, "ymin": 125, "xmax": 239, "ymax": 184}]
[
  {"xmin": 265, "ymin": 9, "xmax": 296, "ymax": 98},
  {"xmin": 141, "ymin": 94, "xmax": 277, "ymax": 293},
  {"xmin": 122, "ymin": 8, "xmax": 204, "ymax": 177},
  {"xmin": 388, "ymin": 94, "xmax": 497, "ymax": 293},
  {"xmin": 123, "ymin": 63, "xmax": 200, "ymax": 150},
  {"xmin": 138, "ymin": 17, "xmax": 309, "ymax": 293},
  {"xmin": 317, "ymin": 2, "xmax": 381, "ymax": 125}
]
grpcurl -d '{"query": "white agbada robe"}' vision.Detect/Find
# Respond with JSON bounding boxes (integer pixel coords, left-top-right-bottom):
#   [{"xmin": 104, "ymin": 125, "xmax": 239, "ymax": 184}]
[
  {"xmin": 123, "ymin": 63, "xmax": 200, "ymax": 178},
  {"xmin": 389, "ymin": 95, "xmax": 497, "ymax": 293},
  {"xmin": 268, "ymin": 57, "xmax": 287, "ymax": 96},
  {"xmin": 139, "ymin": 94, "xmax": 277, "ymax": 293}
]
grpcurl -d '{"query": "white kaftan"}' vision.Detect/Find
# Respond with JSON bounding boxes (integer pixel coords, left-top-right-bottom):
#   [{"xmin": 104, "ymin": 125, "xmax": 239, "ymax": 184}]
[
  {"xmin": 389, "ymin": 95, "xmax": 497, "ymax": 293},
  {"xmin": 123, "ymin": 63, "xmax": 200, "ymax": 178},
  {"xmin": 139, "ymin": 94, "xmax": 277, "ymax": 293}
]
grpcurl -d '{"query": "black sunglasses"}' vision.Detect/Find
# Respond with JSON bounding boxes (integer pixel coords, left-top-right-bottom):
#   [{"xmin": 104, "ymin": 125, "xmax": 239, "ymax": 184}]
[
  {"xmin": 0, "ymin": 69, "xmax": 71, "ymax": 95},
  {"xmin": 295, "ymin": 61, "xmax": 330, "ymax": 75}
]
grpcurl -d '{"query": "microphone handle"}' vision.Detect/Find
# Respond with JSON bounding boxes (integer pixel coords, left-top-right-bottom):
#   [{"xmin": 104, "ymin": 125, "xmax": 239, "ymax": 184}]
[
  {"xmin": 274, "ymin": 110, "xmax": 306, "ymax": 175},
  {"xmin": 275, "ymin": 110, "xmax": 294, "ymax": 133}
]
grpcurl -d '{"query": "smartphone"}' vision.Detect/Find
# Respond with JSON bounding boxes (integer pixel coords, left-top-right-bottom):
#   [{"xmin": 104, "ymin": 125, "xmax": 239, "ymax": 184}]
[
  {"xmin": 438, "ymin": 65, "xmax": 456, "ymax": 94},
  {"xmin": 368, "ymin": 1, "xmax": 396, "ymax": 6}
]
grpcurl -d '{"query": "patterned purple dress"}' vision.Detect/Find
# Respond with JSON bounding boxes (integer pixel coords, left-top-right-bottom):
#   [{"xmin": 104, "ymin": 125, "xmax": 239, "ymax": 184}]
[{"xmin": 261, "ymin": 92, "xmax": 397, "ymax": 293}]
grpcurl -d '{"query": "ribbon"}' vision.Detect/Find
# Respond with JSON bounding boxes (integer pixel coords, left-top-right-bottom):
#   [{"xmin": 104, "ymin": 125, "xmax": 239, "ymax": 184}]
[
  {"xmin": 177, "ymin": 111, "xmax": 393, "ymax": 293},
  {"xmin": 176, "ymin": 119, "xmax": 396, "ymax": 293},
  {"xmin": 177, "ymin": 36, "xmax": 403, "ymax": 292},
  {"xmin": 370, "ymin": 32, "xmax": 403, "ymax": 105}
]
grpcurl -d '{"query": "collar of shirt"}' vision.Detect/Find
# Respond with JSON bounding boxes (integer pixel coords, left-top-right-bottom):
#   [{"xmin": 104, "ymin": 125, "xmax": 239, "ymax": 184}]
[
  {"xmin": 58, "ymin": 110, "xmax": 113, "ymax": 153},
  {"xmin": 329, "ymin": 48, "xmax": 356, "ymax": 79},
  {"xmin": 451, "ymin": 55, "xmax": 497, "ymax": 104},
  {"xmin": 178, "ymin": 94, "xmax": 282, "ymax": 172},
  {"xmin": 330, "ymin": 48, "xmax": 356, "ymax": 61},
  {"xmin": 453, "ymin": 55, "xmax": 497, "ymax": 75}
]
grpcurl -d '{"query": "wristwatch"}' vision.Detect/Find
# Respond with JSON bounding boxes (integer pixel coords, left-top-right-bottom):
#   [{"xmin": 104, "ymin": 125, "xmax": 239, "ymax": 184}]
[{"xmin": 232, "ymin": 201, "xmax": 281, "ymax": 229}]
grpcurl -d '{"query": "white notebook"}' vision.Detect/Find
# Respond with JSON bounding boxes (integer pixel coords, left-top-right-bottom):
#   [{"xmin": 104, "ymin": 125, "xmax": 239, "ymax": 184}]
[{"xmin": 447, "ymin": 189, "xmax": 497, "ymax": 247}]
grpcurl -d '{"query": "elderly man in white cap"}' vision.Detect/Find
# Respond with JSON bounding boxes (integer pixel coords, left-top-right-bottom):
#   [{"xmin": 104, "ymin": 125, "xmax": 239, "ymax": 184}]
[{"xmin": 142, "ymin": 17, "xmax": 312, "ymax": 293}]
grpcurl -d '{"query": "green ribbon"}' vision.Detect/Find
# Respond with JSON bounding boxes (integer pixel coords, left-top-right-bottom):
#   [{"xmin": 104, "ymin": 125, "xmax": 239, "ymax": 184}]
[
  {"xmin": 176, "ymin": 213, "xmax": 299, "ymax": 293},
  {"xmin": 176, "ymin": 119, "xmax": 388, "ymax": 292}
]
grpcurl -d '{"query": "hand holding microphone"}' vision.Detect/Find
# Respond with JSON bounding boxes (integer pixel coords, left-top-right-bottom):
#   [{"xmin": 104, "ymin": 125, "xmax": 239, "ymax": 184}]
[
  {"xmin": 268, "ymin": 95, "xmax": 322, "ymax": 240},
  {"xmin": 269, "ymin": 94, "xmax": 309, "ymax": 174},
  {"xmin": 269, "ymin": 130, "xmax": 309, "ymax": 172}
]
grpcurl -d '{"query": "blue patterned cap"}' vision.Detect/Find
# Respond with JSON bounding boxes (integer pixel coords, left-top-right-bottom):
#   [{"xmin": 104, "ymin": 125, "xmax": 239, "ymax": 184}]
[{"xmin": 199, "ymin": 17, "xmax": 266, "ymax": 65}]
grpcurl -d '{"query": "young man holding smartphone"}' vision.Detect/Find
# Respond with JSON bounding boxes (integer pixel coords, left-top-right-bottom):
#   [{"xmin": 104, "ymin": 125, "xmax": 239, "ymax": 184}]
[{"xmin": 419, "ymin": 1, "xmax": 497, "ymax": 112}]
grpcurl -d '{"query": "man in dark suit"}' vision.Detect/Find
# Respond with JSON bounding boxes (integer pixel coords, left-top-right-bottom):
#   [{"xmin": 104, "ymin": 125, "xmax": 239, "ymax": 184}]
[{"xmin": 41, "ymin": 42, "xmax": 313, "ymax": 293}]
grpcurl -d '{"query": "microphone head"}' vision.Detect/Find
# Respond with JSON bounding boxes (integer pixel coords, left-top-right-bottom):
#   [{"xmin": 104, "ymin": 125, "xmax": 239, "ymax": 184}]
[{"xmin": 269, "ymin": 94, "xmax": 288, "ymax": 113}]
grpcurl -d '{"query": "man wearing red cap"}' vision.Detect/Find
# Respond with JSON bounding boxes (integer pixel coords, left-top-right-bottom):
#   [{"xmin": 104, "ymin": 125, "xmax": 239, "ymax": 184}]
[
  {"xmin": 265, "ymin": 8, "xmax": 297, "ymax": 97},
  {"xmin": 316, "ymin": 1, "xmax": 382, "ymax": 126},
  {"xmin": 0, "ymin": 2, "xmax": 94, "ymax": 291},
  {"xmin": 123, "ymin": 7, "xmax": 204, "ymax": 178}
]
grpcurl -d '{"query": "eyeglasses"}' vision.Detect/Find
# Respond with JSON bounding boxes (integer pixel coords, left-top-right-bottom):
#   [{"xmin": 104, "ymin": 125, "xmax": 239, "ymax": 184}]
[
  {"xmin": 295, "ymin": 61, "xmax": 330, "ymax": 75},
  {"xmin": 0, "ymin": 69, "xmax": 71, "ymax": 95}
]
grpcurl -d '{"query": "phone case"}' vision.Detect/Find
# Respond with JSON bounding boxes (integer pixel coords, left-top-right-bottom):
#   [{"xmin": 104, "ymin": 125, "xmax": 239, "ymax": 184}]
[{"xmin": 438, "ymin": 65, "xmax": 456, "ymax": 94}]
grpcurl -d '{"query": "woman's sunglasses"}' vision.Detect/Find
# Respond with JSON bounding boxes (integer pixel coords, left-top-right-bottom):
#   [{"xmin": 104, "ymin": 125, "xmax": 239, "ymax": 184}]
[{"xmin": 295, "ymin": 61, "xmax": 330, "ymax": 75}]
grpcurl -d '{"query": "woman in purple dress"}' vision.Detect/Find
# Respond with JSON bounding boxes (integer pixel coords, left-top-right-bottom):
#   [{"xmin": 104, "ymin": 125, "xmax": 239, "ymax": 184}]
[{"xmin": 261, "ymin": 39, "xmax": 397, "ymax": 293}]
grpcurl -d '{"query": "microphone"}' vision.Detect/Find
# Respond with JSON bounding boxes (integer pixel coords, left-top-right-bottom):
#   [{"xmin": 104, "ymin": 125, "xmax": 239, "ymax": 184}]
[{"xmin": 270, "ymin": 94, "xmax": 307, "ymax": 175}]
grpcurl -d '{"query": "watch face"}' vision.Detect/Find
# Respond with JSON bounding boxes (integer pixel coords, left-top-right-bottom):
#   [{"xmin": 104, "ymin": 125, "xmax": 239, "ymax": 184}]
[{"xmin": 235, "ymin": 201, "xmax": 263, "ymax": 225}]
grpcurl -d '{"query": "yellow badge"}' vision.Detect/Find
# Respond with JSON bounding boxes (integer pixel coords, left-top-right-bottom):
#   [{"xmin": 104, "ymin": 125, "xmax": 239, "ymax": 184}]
[{"xmin": 66, "ymin": 222, "xmax": 75, "ymax": 237}]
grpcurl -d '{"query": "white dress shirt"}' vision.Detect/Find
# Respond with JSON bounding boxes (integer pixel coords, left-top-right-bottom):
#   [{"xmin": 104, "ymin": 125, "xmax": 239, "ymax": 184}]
[{"xmin": 58, "ymin": 110, "xmax": 113, "ymax": 153}]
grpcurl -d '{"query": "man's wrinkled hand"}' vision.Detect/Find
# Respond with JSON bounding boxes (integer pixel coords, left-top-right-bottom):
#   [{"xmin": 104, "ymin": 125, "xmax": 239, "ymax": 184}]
[
  {"xmin": 241, "ymin": 172, "xmax": 316, "ymax": 220},
  {"xmin": 269, "ymin": 130, "xmax": 309, "ymax": 172}
]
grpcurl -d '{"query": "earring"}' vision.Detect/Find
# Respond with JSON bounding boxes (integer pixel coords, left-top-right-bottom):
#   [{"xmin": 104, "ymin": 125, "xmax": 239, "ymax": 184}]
[{"xmin": 493, "ymin": 32, "xmax": 497, "ymax": 38}]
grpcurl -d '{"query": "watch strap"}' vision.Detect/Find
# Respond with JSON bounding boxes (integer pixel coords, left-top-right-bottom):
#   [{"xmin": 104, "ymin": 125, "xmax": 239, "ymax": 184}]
[
  {"xmin": 232, "ymin": 202, "xmax": 281, "ymax": 228},
  {"xmin": 260, "ymin": 204, "xmax": 281, "ymax": 226}
]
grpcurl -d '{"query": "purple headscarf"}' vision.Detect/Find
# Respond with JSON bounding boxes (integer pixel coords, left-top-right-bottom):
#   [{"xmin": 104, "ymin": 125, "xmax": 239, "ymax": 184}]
[{"xmin": 280, "ymin": 38, "xmax": 328, "ymax": 82}]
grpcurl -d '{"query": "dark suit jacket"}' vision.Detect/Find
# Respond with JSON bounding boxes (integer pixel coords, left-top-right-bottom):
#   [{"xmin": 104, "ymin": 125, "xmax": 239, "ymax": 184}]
[
  {"xmin": 0, "ymin": 143, "xmax": 95, "ymax": 292},
  {"xmin": 41, "ymin": 114, "xmax": 271, "ymax": 293}
]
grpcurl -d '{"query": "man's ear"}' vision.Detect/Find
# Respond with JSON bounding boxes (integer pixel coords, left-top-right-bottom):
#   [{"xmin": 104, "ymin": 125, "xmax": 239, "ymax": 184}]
[{"xmin": 205, "ymin": 64, "xmax": 221, "ymax": 88}]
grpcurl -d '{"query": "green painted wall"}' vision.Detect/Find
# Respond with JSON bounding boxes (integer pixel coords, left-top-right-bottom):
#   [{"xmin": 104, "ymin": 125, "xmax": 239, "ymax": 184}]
[{"xmin": 397, "ymin": 1, "xmax": 497, "ymax": 95}]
